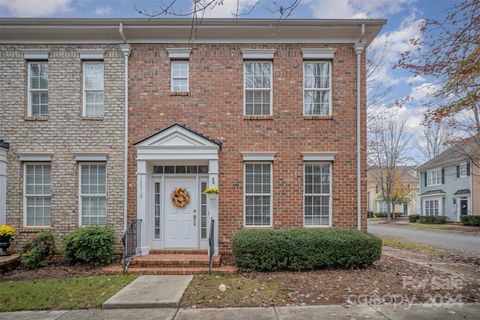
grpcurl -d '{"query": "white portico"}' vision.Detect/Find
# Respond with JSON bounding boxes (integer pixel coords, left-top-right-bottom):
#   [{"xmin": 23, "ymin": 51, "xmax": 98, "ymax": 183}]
[{"xmin": 135, "ymin": 124, "xmax": 220, "ymax": 256}]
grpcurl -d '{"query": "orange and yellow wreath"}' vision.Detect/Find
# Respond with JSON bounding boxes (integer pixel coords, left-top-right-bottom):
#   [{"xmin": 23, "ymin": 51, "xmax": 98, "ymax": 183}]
[{"xmin": 172, "ymin": 187, "xmax": 190, "ymax": 208}]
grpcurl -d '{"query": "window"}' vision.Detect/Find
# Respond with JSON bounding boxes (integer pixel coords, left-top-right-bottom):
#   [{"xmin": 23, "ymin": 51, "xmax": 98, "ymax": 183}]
[
  {"xmin": 244, "ymin": 62, "xmax": 272, "ymax": 116},
  {"xmin": 459, "ymin": 162, "xmax": 468, "ymax": 177},
  {"xmin": 201, "ymin": 181, "xmax": 208, "ymax": 239},
  {"xmin": 378, "ymin": 201, "xmax": 390, "ymax": 214},
  {"xmin": 28, "ymin": 63, "xmax": 48, "ymax": 117},
  {"xmin": 171, "ymin": 61, "xmax": 189, "ymax": 92},
  {"xmin": 24, "ymin": 163, "xmax": 51, "ymax": 226},
  {"xmin": 83, "ymin": 62, "xmax": 104, "ymax": 117},
  {"xmin": 244, "ymin": 163, "xmax": 272, "ymax": 226},
  {"xmin": 79, "ymin": 163, "xmax": 106, "ymax": 225},
  {"xmin": 424, "ymin": 199, "xmax": 439, "ymax": 216},
  {"xmin": 154, "ymin": 182, "xmax": 161, "ymax": 239},
  {"xmin": 304, "ymin": 163, "xmax": 331, "ymax": 226},
  {"xmin": 303, "ymin": 62, "xmax": 331, "ymax": 115},
  {"xmin": 427, "ymin": 169, "xmax": 441, "ymax": 186}
]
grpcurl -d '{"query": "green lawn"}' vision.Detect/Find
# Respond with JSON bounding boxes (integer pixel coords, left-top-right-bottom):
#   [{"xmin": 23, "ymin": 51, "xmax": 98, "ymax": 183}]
[
  {"xmin": 0, "ymin": 275, "xmax": 136, "ymax": 312},
  {"xmin": 382, "ymin": 238, "xmax": 446, "ymax": 254}
]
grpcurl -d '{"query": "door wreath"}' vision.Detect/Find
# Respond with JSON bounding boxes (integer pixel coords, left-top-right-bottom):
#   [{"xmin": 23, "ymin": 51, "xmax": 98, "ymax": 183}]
[{"xmin": 172, "ymin": 187, "xmax": 190, "ymax": 208}]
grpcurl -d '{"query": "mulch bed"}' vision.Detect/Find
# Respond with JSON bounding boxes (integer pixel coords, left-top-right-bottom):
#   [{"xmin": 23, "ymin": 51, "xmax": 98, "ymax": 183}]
[
  {"xmin": 182, "ymin": 255, "xmax": 480, "ymax": 308},
  {"xmin": 0, "ymin": 264, "xmax": 105, "ymax": 281}
]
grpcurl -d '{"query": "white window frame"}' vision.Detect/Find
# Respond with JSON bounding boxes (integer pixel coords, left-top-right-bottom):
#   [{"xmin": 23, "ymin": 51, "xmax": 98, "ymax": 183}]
[
  {"xmin": 170, "ymin": 60, "xmax": 189, "ymax": 93},
  {"xmin": 27, "ymin": 62, "xmax": 48, "ymax": 117},
  {"xmin": 378, "ymin": 201, "xmax": 389, "ymax": 214},
  {"xmin": 243, "ymin": 61, "xmax": 273, "ymax": 116},
  {"xmin": 427, "ymin": 168, "xmax": 441, "ymax": 186},
  {"xmin": 303, "ymin": 162, "xmax": 332, "ymax": 227},
  {"xmin": 459, "ymin": 162, "xmax": 468, "ymax": 177},
  {"xmin": 78, "ymin": 162, "xmax": 107, "ymax": 226},
  {"xmin": 303, "ymin": 61, "xmax": 332, "ymax": 116},
  {"xmin": 423, "ymin": 199, "xmax": 440, "ymax": 216},
  {"xmin": 243, "ymin": 162, "xmax": 273, "ymax": 227},
  {"xmin": 23, "ymin": 162, "xmax": 51, "ymax": 227},
  {"xmin": 82, "ymin": 61, "xmax": 104, "ymax": 117}
]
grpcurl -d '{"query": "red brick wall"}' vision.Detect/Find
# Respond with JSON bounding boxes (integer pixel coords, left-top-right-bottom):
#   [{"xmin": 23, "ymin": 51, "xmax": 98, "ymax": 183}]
[{"xmin": 128, "ymin": 43, "xmax": 367, "ymax": 253}]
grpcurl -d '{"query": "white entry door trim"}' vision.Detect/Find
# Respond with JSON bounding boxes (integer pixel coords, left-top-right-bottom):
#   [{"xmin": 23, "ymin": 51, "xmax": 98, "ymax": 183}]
[{"xmin": 164, "ymin": 177, "xmax": 198, "ymax": 248}]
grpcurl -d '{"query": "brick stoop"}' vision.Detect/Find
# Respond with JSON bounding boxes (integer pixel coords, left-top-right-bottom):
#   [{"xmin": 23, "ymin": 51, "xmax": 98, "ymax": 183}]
[{"xmin": 102, "ymin": 251, "xmax": 238, "ymax": 275}]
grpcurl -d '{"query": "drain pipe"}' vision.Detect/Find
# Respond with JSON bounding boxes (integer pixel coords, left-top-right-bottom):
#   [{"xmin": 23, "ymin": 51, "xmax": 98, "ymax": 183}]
[
  {"xmin": 355, "ymin": 24, "xmax": 365, "ymax": 231},
  {"xmin": 119, "ymin": 23, "xmax": 130, "ymax": 230}
]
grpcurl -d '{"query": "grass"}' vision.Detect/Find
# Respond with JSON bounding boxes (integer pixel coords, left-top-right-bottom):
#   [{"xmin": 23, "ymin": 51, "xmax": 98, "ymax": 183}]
[
  {"xmin": 404, "ymin": 223, "xmax": 451, "ymax": 230},
  {"xmin": 181, "ymin": 272, "xmax": 289, "ymax": 308},
  {"xmin": 0, "ymin": 275, "xmax": 136, "ymax": 312},
  {"xmin": 382, "ymin": 238, "xmax": 446, "ymax": 254}
]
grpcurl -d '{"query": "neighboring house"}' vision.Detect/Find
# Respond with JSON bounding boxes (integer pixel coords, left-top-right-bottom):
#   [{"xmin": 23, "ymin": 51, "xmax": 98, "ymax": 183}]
[
  {"xmin": 417, "ymin": 139, "xmax": 480, "ymax": 221},
  {"xmin": 367, "ymin": 166, "xmax": 420, "ymax": 216},
  {"xmin": 0, "ymin": 19, "xmax": 386, "ymax": 257}
]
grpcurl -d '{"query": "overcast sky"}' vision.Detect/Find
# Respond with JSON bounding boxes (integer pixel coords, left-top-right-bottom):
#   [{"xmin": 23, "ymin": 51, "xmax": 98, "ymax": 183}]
[{"xmin": 0, "ymin": 0, "xmax": 457, "ymax": 164}]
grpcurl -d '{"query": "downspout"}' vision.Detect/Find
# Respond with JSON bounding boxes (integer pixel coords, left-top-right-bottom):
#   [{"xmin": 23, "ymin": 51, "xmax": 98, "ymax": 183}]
[
  {"xmin": 355, "ymin": 24, "xmax": 365, "ymax": 230},
  {"xmin": 119, "ymin": 23, "xmax": 130, "ymax": 230}
]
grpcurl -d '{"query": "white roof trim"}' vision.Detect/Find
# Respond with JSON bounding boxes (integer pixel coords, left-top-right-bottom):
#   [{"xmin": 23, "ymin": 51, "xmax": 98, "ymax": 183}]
[
  {"xmin": 302, "ymin": 152, "xmax": 336, "ymax": 161},
  {"xmin": 22, "ymin": 49, "xmax": 49, "ymax": 60},
  {"xmin": 167, "ymin": 48, "xmax": 191, "ymax": 59},
  {"xmin": 76, "ymin": 49, "xmax": 104, "ymax": 60},
  {"xmin": 241, "ymin": 49, "xmax": 276, "ymax": 60},
  {"xmin": 74, "ymin": 153, "xmax": 107, "ymax": 161},
  {"xmin": 301, "ymin": 48, "xmax": 336, "ymax": 59},
  {"xmin": 19, "ymin": 153, "xmax": 52, "ymax": 162},
  {"xmin": 242, "ymin": 152, "xmax": 276, "ymax": 161}
]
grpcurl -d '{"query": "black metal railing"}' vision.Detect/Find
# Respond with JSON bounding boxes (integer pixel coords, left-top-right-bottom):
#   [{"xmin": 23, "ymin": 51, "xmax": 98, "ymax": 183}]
[
  {"xmin": 208, "ymin": 217, "xmax": 215, "ymax": 274},
  {"xmin": 122, "ymin": 219, "xmax": 141, "ymax": 272}
]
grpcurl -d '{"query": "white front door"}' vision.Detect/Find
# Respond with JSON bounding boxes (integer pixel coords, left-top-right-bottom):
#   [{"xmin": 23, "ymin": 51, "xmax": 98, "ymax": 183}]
[{"xmin": 164, "ymin": 177, "xmax": 198, "ymax": 248}]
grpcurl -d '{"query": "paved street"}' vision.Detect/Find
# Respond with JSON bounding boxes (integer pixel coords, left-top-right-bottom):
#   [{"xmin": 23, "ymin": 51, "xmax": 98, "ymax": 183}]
[
  {"xmin": 368, "ymin": 221, "xmax": 480, "ymax": 256},
  {"xmin": 1, "ymin": 304, "xmax": 480, "ymax": 320}
]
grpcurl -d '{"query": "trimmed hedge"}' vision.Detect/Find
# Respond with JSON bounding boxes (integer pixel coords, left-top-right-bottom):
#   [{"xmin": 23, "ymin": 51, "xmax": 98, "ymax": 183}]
[
  {"xmin": 419, "ymin": 215, "xmax": 448, "ymax": 224},
  {"xmin": 21, "ymin": 231, "xmax": 55, "ymax": 269},
  {"xmin": 408, "ymin": 214, "xmax": 421, "ymax": 223},
  {"xmin": 373, "ymin": 212, "xmax": 403, "ymax": 218},
  {"xmin": 232, "ymin": 229, "xmax": 382, "ymax": 272},
  {"xmin": 62, "ymin": 225, "xmax": 116, "ymax": 267},
  {"xmin": 460, "ymin": 215, "xmax": 480, "ymax": 227}
]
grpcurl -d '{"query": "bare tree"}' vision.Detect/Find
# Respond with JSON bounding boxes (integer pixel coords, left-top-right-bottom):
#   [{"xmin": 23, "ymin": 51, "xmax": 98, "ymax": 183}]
[
  {"xmin": 417, "ymin": 122, "xmax": 450, "ymax": 162},
  {"xmin": 368, "ymin": 109, "xmax": 412, "ymax": 220}
]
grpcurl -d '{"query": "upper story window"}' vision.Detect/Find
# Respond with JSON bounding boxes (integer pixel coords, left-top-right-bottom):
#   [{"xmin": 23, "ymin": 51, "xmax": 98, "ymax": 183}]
[
  {"xmin": 459, "ymin": 162, "xmax": 468, "ymax": 177},
  {"xmin": 83, "ymin": 62, "xmax": 104, "ymax": 117},
  {"xmin": 244, "ymin": 62, "xmax": 272, "ymax": 116},
  {"xmin": 171, "ymin": 61, "xmax": 189, "ymax": 93},
  {"xmin": 427, "ymin": 169, "xmax": 441, "ymax": 186},
  {"xmin": 303, "ymin": 62, "xmax": 331, "ymax": 116},
  {"xmin": 24, "ymin": 163, "xmax": 51, "ymax": 226},
  {"xmin": 28, "ymin": 62, "xmax": 48, "ymax": 117}
]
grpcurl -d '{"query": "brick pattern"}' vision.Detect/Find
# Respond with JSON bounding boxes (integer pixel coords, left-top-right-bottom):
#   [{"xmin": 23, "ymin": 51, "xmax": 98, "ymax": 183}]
[
  {"xmin": 0, "ymin": 45, "xmax": 126, "ymax": 247},
  {"xmin": 127, "ymin": 43, "xmax": 367, "ymax": 253}
]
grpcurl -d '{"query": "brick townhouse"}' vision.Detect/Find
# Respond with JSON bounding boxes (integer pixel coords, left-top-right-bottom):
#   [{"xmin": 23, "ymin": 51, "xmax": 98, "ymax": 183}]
[{"xmin": 0, "ymin": 19, "xmax": 385, "ymax": 257}]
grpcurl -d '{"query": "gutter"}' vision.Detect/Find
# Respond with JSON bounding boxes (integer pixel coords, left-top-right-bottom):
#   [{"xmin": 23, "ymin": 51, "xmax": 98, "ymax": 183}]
[
  {"xmin": 119, "ymin": 23, "xmax": 130, "ymax": 230},
  {"xmin": 355, "ymin": 24, "xmax": 365, "ymax": 231}
]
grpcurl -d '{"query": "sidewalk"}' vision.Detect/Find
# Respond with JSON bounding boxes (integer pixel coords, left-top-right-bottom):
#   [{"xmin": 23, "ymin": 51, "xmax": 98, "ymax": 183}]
[{"xmin": 1, "ymin": 304, "xmax": 479, "ymax": 320}]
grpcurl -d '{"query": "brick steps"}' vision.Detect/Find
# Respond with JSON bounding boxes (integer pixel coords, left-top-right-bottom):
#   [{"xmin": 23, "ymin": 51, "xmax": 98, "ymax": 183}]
[
  {"xmin": 103, "ymin": 265, "xmax": 238, "ymax": 275},
  {"xmin": 102, "ymin": 250, "xmax": 237, "ymax": 275}
]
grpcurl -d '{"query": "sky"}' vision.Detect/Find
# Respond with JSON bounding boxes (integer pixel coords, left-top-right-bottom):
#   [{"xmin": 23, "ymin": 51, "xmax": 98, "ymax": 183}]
[{"xmin": 0, "ymin": 0, "xmax": 459, "ymax": 164}]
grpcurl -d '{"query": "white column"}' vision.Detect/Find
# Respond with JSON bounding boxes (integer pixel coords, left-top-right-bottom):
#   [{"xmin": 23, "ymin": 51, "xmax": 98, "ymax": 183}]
[
  {"xmin": 137, "ymin": 160, "xmax": 149, "ymax": 255},
  {"xmin": 0, "ymin": 147, "xmax": 7, "ymax": 225},
  {"xmin": 208, "ymin": 159, "xmax": 219, "ymax": 256}
]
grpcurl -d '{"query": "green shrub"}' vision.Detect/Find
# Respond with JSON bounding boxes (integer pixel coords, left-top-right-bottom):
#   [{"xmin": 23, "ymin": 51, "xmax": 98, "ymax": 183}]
[
  {"xmin": 419, "ymin": 215, "xmax": 448, "ymax": 224},
  {"xmin": 408, "ymin": 214, "xmax": 421, "ymax": 223},
  {"xmin": 232, "ymin": 229, "xmax": 382, "ymax": 272},
  {"xmin": 21, "ymin": 231, "xmax": 55, "ymax": 269},
  {"xmin": 62, "ymin": 225, "xmax": 116, "ymax": 267},
  {"xmin": 460, "ymin": 215, "xmax": 480, "ymax": 227},
  {"xmin": 373, "ymin": 212, "xmax": 403, "ymax": 218}
]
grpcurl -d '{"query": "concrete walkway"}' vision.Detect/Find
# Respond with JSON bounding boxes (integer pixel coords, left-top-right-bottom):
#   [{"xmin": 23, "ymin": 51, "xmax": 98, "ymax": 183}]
[
  {"xmin": 102, "ymin": 275, "xmax": 193, "ymax": 309},
  {"xmin": 1, "ymin": 304, "xmax": 479, "ymax": 320}
]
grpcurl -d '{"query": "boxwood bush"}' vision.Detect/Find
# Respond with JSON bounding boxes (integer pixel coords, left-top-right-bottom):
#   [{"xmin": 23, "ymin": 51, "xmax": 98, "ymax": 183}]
[
  {"xmin": 419, "ymin": 215, "xmax": 448, "ymax": 224},
  {"xmin": 408, "ymin": 214, "xmax": 421, "ymax": 223},
  {"xmin": 232, "ymin": 229, "xmax": 382, "ymax": 272},
  {"xmin": 21, "ymin": 231, "xmax": 55, "ymax": 269},
  {"xmin": 62, "ymin": 225, "xmax": 116, "ymax": 267},
  {"xmin": 460, "ymin": 215, "xmax": 480, "ymax": 227}
]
